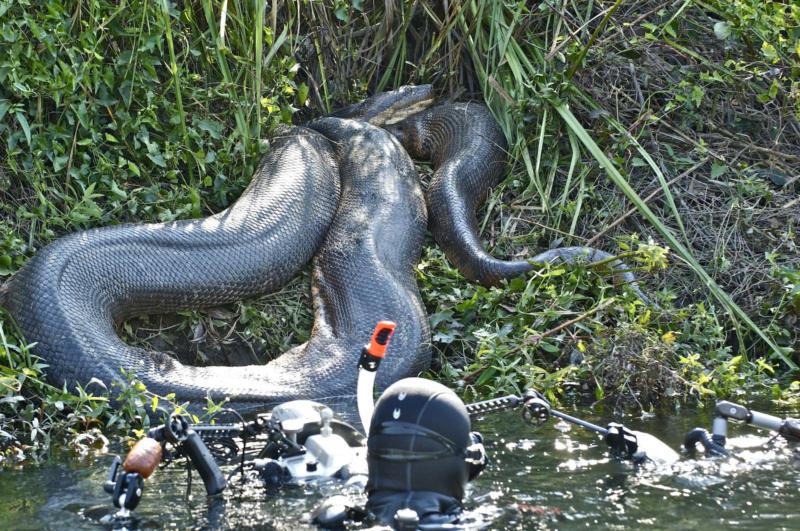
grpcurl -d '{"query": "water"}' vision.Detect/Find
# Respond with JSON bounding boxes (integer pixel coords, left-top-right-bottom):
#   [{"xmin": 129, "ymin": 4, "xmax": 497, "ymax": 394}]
[{"xmin": 0, "ymin": 404, "xmax": 798, "ymax": 530}]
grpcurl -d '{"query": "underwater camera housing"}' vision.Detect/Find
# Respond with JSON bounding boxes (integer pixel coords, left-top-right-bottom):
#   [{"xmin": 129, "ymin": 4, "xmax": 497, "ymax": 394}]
[{"xmin": 251, "ymin": 400, "xmax": 366, "ymax": 485}]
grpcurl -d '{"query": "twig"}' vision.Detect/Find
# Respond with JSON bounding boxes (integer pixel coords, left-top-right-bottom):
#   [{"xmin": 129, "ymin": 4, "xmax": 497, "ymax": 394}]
[
  {"xmin": 783, "ymin": 196, "xmax": 800, "ymax": 209},
  {"xmin": 586, "ymin": 157, "xmax": 709, "ymax": 246}
]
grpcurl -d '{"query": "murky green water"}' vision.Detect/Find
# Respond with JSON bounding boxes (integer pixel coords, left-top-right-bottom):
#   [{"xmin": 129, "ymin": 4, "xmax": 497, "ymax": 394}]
[{"xmin": 1, "ymin": 404, "xmax": 798, "ymax": 530}]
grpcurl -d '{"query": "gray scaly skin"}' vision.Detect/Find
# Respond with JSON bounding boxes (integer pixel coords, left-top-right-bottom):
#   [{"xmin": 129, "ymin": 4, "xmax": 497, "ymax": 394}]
[
  {"xmin": 1, "ymin": 128, "xmax": 341, "ymax": 405},
  {"xmin": 387, "ymin": 102, "xmax": 650, "ymax": 301},
  {"xmin": 0, "ymin": 88, "xmax": 433, "ymax": 410},
  {"xmin": 301, "ymin": 117, "xmax": 430, "ymax": 400}
]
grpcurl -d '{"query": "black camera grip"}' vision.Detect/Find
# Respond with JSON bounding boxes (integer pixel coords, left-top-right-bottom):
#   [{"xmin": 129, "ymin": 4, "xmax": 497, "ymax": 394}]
[{"xmin": 184, "ymin": 430, "xmax": 227, "ymax": 496}]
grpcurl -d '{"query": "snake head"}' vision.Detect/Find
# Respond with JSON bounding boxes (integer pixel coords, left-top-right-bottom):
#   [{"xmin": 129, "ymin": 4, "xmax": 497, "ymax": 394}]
[
  {"xmin": 383, "ymin": 108, "xmax": 434, "ymax": 161},
  {"xmin": 331, "ymin": 85, "xmax": 435, "ymax": 127}
]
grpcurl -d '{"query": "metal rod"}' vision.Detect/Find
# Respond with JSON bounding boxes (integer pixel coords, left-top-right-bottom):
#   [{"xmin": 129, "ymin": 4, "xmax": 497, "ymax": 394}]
[
  {"xmin": 749, "ymin": 410, "xmax": 784, "ymax": 431},
  {"xmin": 550, "ymin": 409, "xmax": 608, "ymax": 435},
  {"xmin": 466, "ymin": 395, "xmax": 522, "ymax": 417}
]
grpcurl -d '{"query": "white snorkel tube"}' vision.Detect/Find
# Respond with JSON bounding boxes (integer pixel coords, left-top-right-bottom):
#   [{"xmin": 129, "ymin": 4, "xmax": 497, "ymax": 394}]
[{"xmin": 356, "ymin": 321, "xmax": 397, "ymax": 435}]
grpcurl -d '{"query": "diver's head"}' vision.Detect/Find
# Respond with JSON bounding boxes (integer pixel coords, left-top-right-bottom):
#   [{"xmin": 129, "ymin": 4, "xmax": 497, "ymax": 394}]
[
  {"xmin": 366, "ymin": 377, "xmax": 485, "ymax": 502},
  {"xmin": 331, "ymin": 85, "xmax": 435, "ymax": 127}
]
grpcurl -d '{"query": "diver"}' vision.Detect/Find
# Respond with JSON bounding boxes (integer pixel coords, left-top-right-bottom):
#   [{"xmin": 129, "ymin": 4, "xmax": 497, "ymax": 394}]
[
  {"xmin": 104, "ymin": 320, "xmax": 681, "ymax": 529},
  {"xmin": 313, "ymin": 377, "xmax": 487, "ymax": 529}
]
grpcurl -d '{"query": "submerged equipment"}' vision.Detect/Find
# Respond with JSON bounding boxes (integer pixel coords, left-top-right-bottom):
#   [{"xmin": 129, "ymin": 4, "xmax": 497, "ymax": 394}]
[
  {"xmin": 105, "ymin": 402, "xmax": 367, "ymax": 513},
  {"xmin": 467, "ymin": 390, "xmax": 679, "ymax": 466},
  {"xmin": 684, "ymin": 400, "xmax": 800, "ymax": 457},
  {"xmin": 104, "ymin": 412, "xmax": 227, "ymax": 514},
  {"xmin": 104, "ymin": 321, "xmax": 395, "ymax": 520}
]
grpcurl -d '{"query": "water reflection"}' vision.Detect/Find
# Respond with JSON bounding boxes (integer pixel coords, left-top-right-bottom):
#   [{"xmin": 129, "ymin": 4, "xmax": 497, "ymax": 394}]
[{"xmin": 476, "ymin": 406, "xmax": 800, "ymax": 530}]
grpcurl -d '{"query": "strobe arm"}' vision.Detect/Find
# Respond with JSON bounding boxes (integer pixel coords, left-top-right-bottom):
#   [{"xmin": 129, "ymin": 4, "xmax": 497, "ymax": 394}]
[
  {"xmin": 780, "ymin": 419, "xmax": 800, "ymax": 441},
  {"xmin": 466, "ymin": 394, "xmax": 522, "ymax": 418},
  {"xmin": 714, "ymin": 401, "xmax": 800, "ymax": 443},
  {"xmin": 687, "ymin": 400, "xmax": 800, "ymax": 456},
  {"xmin": 466, "ymin": 390, "xmax": 665, "ymax": 463},
  {"xmin": 465, "ymin": 390, "xmax": 555, "ymax": 423}
]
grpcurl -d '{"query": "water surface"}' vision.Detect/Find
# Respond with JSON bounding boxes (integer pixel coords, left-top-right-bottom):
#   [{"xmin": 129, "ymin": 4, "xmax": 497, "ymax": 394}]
[{"xmin": 1, "ymin": 404, "xmax": 797, "ymax": 529}]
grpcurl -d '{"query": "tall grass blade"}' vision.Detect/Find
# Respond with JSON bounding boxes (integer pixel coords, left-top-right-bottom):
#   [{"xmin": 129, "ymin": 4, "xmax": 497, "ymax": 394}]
[
  {"xmin": 159, "ymin": 0, "xmax": 187, "ymax": 142},
  {"xmin": 553, "ymin": 101, "xmax": 795, "ymax": 369},
  {"xmin": 254, "ymin": 0, "xmax": 265, "ymax": 141},
  {"xmin": 202, "ymin": 0, "xmax": 250, "ymax": 155}
]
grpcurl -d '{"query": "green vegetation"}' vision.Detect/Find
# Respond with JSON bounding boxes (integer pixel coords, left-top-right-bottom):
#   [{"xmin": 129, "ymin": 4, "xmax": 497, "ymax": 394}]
[{"xmin": 0, "ymin": 1, "xmax": 798, "ymax": 461}]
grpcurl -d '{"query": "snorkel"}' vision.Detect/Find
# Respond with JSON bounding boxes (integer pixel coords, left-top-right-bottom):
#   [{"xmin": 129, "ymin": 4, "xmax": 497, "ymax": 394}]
[{"xmin": 357, "ymin": 321, "xmax": 396, "ymax": 435}]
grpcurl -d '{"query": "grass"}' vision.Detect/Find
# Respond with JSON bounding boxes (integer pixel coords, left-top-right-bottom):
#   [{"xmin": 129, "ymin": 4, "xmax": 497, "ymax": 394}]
[{"xmin": 0, "ymin": 0, "xmax": 798, "ymax": 458}]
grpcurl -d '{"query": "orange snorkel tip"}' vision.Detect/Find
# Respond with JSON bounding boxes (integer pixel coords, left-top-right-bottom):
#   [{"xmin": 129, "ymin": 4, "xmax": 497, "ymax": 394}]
[{"xmin": 366, "ymin": 320, "xmax": 396, "ymax": 358}]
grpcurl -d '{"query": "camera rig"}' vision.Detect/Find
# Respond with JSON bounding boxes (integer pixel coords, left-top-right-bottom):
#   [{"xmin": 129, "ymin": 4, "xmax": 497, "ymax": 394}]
[{"xmin": 684, "ymin": 400, "xmax": 800, "ymax": 456}]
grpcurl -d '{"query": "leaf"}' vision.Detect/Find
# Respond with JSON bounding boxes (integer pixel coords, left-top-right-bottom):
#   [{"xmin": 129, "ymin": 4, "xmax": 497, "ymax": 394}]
[
  {"xmin": 475, "ymin": 368, "xmax": 496, "ymax": 386},
  {"xmin": 52, "ymin": 155, "xmax": 69, "ymax": 172},
  {"xmin": 710, "ymin": 162, "xmax": 727, "ymax": 179},
  {"xmin": 109, "ymin": 181, "xmax": 127, "ymax": 201},
  {"xmin": 713, "ymin": 21, "xmax": 731, "ymax": 40},
  {"xmin": 297, "ymin": 83, "xmax": 309, "ymax": 106},
  {"xmin": 195, "ymin": 118, "xmax": 223, "ymax": 139},
  {"xmin": 334, "ymin": 6, "xmax": 349, "ymax": 22},
  {"xmin": 539, "ymin": 341, "xmax": 560, "ymax": 353},
  {"xmin": 429, "ymin": 311, "xmax": 454, "ymax": 328},
  {"xmin": 147, "ymin": 152, "xmax": 166, "ymax": 168},
  {"xmin": 433, "ymin": 331, "xmax": 458, "ymax": 344},
  {"xmin": 15, "ymin": 112, "xmax": 31, "ymax": 146},
  {"xmin": 127, "ymin": 160, "xmax": 141, "ymax": 177},
  {"xmin": 768, "ymin": 79, "xmax": 779, "ymax": 99},
  {"xmin": 761, "ymin": 42, "xmax": 779, "ymax": 63}
]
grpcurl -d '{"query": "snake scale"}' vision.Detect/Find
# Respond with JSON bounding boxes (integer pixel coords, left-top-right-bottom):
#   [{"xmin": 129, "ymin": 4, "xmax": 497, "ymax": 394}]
[{"xmin": 0, "ymin": 86, "xmax": 645, "ymax": 410}]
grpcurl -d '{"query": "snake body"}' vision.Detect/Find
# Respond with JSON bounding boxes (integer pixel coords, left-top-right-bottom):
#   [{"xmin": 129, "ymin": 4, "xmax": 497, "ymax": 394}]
[
  {"xmin": 2, "ymin": 127, "xmax": 343, "ymax": 404},
  {"xmin": 0, "ymin": 87, "xmax": 647, "ymax": 409},
  {"xmin": 388, "ymin": 102, "xmax": 648, "ymax": 298},
  {"xmin": 1, "ymin": 89, "xmax": 431, "ymax": 408}
]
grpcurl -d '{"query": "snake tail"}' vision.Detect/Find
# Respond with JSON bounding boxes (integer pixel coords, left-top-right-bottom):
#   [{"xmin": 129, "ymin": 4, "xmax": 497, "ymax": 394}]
[{"xmin": 387, "ymin": 102, "xmax": 652, "ymax": 302}]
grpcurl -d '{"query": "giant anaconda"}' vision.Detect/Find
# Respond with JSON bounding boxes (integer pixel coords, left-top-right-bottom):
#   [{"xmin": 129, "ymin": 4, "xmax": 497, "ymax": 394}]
[
  {"xmin": 0, "ymin": 88, "xmax": 431, "ymax": 409},
  {"xmin": 0, "ymin": 86, "xmax": 646, "ymax": 409}
]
